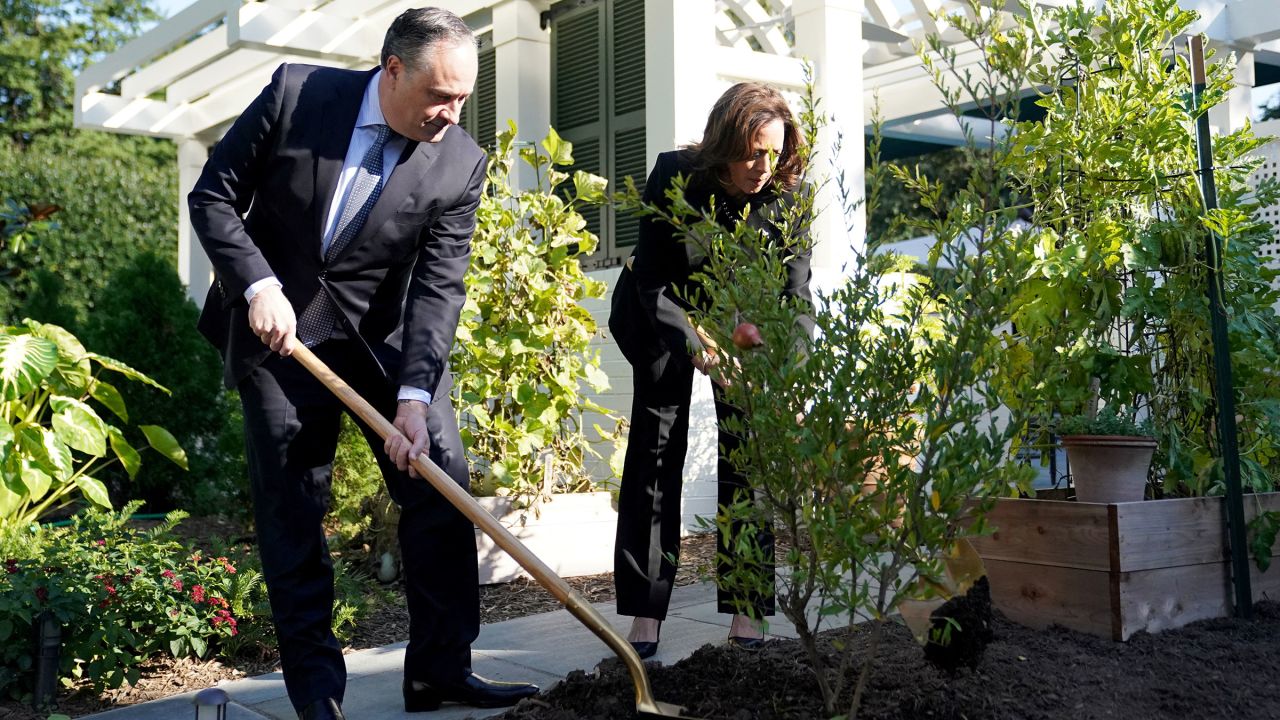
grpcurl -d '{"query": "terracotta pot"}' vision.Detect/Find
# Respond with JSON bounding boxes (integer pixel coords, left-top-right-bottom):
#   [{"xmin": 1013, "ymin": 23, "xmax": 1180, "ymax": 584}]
[{"xmin": 1060, "ymin": 435, "xmax": 1157, "ymax": 503}]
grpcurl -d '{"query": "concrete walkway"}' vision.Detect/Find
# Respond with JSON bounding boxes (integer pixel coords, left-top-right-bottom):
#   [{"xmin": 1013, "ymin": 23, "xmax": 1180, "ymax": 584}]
[{"xmin": 83, "ymin": 581, "xmax": 801, "ymax": 719}]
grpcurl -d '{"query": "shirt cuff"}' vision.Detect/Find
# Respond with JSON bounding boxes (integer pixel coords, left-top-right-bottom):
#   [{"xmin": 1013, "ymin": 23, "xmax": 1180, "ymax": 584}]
[
  {"xmin": 245, "ymin": 276, "xmax": 282, "ymax": 302},
  {"xmin": 397, "ymin": 386, "xmax": 433, "ymax": 406}
]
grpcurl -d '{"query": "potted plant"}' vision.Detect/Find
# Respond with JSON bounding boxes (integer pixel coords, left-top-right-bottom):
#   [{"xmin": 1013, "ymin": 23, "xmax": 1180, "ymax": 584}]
[
  {"xmin": 450, "ymin": 125, "xmax": 622, "ymax": 584},
  {"xmin": 1057, "ymin": 403, "xmax": 1156, "ymax": 504}
]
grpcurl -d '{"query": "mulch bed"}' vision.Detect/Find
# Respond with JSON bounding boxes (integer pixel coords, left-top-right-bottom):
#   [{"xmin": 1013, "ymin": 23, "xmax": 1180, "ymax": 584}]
[
  {"xmin": 497, "ymin": 600, "xmax": 1280, "ymax": 720},
  {"xmin": 0, "ymin": 533, "xmax": 717, "ymax": 719}
]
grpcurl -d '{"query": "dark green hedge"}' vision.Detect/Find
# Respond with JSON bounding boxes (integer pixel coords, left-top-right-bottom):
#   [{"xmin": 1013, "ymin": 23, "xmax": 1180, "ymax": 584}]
[
  {"xmin": 82, "ymin": 251, "xmax": 247, "ymax": 514},
  {"xmin": 0, "ymin": 131, "xmax": 177, "ymax": 326}
]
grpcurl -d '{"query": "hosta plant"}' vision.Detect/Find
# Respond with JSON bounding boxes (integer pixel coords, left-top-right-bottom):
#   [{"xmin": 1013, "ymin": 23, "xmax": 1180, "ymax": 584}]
[{"xmin": 0, "ymin": 319, "xmax": 187, "ymax": 526}]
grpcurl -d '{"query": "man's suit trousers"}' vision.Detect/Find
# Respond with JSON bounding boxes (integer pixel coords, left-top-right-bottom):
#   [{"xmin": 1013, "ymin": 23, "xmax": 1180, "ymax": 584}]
[{"xmin": 238, "ymin": 340, "xmax": 478, "ymax": 710}]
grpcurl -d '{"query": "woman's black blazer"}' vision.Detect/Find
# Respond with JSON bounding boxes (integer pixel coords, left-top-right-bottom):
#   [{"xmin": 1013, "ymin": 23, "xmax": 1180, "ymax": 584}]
[{"xmin": 609, "ymin": 150, "xmax": 814, "ymax": 376}]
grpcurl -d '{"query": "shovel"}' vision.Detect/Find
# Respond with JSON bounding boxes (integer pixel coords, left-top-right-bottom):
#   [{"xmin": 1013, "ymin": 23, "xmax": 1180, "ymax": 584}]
[{"xmin": 291, "ymin": 342, "xmax": 695, "ymax": 719}]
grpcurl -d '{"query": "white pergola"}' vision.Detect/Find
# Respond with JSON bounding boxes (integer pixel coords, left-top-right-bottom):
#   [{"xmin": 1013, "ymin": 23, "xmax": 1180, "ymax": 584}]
[{"xmin": 75, "ymin": 0, "xmax": 1280, "ymax": 302}]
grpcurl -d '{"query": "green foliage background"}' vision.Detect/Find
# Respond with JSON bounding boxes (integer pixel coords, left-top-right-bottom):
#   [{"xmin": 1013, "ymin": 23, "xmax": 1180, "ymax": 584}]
[
  {"xmin": 81, "ymin": 252, "xmax": 245, "ymax": 514},
  {"xmin": 0, "ymin": 0, "xmax": 159, "ymax": 145},
  {"xmin": 988, "ymin": 0, "xmax": 1280, "ymax": 496},
  {"xmin": 0, "ymin": 133, "xmax": 177, "ymax": 327}
]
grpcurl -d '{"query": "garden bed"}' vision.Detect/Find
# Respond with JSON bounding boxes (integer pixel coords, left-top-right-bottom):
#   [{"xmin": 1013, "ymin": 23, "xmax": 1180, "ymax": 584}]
[
  {"xmin": 970, "ymin": 494, "xmax": 1280, "ymax": 640},
  {"xmin": 0, "ymin": 531, "xmax": 716, "ymax": 720},
  {"xmin": 499, "ymin": 601, "xmax": 1280, "ymax": 720}
]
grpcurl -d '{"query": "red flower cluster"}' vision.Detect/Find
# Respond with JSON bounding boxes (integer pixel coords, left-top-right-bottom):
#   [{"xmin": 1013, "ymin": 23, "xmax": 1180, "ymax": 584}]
[
  {"xmin": 4, "ymin": 559, "xmax": 17, "ymax": 575},
  {"xmin": 191, "ymin": 584, "xmax": 206, "ymax": 604},
  {"xmin": 172, "ymin": 579, "xmax": 184, "ymax": 592},
  {"xmin": 216, "ymin": 556, "xmax": 236, "ymax": 574},
  {"xmin": 35, "ymin": 586, "xmax": 48, "ymax": 602},
  {"xmin": 161, "ymin": 569, "xmax": 175, "ymax": 579},
  {"xmin": 211, "ymin": 608, "xmax": 238, "ymax": 636}
]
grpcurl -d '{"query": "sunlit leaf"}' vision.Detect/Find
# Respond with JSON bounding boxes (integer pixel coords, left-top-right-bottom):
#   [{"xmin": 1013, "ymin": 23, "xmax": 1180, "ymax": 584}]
[
  {"xmin": 108, "ymin": 427, "xmax": 141, "ymax": 479},
  {"xmin": 89, "ymin": 380, "xmax": 128, "ymax": 422},
  {"xmin": 20, "ymin": 461, "xmax": 52, "ymax": 503},
  {"xmin": 0, "ymin": 333, "xmax": 57, "ymax": 400},
  {"xmin": 74, "ymin": 475, "xmax": 112, "ymax": 510},
  {"xmin": 140, "ymin": 425, "xmax": 188, "ymax": 470},
  {"xmin": 85, "ymin": 353, "xmax": 169, "ymax": 393},
  {"xmin": 541, "ymin": 127, "xmax": 573, "ymax": 167},
  {"xmin": 50, "ymin": 396, "xmax": 108, "ymax": 456}
]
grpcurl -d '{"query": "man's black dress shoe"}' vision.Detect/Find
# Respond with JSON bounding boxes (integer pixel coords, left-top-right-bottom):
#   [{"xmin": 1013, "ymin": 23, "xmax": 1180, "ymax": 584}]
[
  {"xmin": 403, "ymin": 673, "xmax": 539, "ymax": 711},
  {"xmin": 298, "ymin": 697, "xmax": 345, "ymax": 720}
]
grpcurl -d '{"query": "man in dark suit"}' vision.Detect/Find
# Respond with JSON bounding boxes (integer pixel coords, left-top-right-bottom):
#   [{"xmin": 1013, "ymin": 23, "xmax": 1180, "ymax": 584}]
[{"xmin": 189, "ymin": 8, "xmax": 538, "ymax": 719}]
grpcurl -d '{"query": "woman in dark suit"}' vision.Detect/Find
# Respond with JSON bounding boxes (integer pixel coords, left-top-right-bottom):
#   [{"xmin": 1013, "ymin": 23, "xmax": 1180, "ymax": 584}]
[{"xmin": 608, "ymin": 82, "xmax": 813, "ymax": 658}]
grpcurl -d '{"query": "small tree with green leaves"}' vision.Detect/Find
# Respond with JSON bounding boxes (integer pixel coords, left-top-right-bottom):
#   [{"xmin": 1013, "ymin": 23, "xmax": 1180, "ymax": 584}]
[
  {"xmin": 989, "ymin": 0, "xmax": 1280, "ymax": 496},
  {"xmin": 624, "ymin": 52, "xmax": 1035, "ymax": 712},
  {"xmin": 450, "ymin": 123, "xmax": 623, "ymax": 504}
]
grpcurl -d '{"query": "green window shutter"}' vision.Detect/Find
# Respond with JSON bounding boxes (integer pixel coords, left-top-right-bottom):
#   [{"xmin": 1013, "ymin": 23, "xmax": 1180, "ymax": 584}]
[
  {"xmin": 462, "ymin": 32, "xmax": 496, "ymax": 149},
  {"xmin": 551, "ymin": 0, "xmax": 607, "ymax": 245},
  {"xmin": 476, "ymin": 33, "xmax": 497, "ymax": 149},
  {"xmin": 609, "ymin": 0, "xmax": 646, "ymax": 253},
  {"xmin": 551, "ymin": 0, "xmax": 646, "ymax": 267}
]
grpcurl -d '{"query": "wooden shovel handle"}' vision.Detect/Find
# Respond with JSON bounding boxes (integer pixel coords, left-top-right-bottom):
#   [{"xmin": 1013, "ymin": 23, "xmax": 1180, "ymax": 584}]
[{"xmin": 288, "ymin": 343, "xmax": 669, "ymax": 712}]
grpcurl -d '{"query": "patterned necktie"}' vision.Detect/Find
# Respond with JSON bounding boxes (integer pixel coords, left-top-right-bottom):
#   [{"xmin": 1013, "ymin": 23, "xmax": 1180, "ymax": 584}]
[{"xmin": 297, "ymin": 124, "xmax": 394, "ymax": 347}]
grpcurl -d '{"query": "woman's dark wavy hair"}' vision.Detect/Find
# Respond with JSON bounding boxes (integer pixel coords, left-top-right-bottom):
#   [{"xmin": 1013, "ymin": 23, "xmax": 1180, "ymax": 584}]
[{"xmin": 685, "ymin": 82, "xmax": 804, "ymax": 194}]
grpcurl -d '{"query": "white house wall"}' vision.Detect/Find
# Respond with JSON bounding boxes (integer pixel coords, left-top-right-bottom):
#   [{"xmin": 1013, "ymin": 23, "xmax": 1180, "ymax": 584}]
[{"xmin": 1253, "ymin": 119, "xmax": 1280, "ymax": 312}]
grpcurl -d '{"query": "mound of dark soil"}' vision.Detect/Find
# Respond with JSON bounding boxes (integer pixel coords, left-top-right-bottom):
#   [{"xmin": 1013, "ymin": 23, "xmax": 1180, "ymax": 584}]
[{"xmin": 501, "ymin": 602, "xmax": 1280, "ymax": 720}]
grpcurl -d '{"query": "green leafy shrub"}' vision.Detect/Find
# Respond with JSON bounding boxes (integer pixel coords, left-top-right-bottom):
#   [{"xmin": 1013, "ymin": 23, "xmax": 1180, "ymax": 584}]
[
  {"xmin": 0, "ymin": 199, "xmax": 60, "ymax": 310},
  {"xmin": 81, "ymin": 252, "xmax": 246, "ymax": 514},
  {"xmin": 0, "ymin": 133, "xmax": 176, "ymax": 327},
  {"xmin": 620, "ymin": 59, "xmax": 1036, "ymax": 715},
  {"xmin": 0, "ymin": 319, "xmax": 188, "ymax": 526},
  {"xmin": 328, "ymin": 414, "xmax": 403, "ymax": 570},
  {"xmin": 0, "ymin": 502, "xmax": 264, "ymax": 699},
  {"xmin": 451, "ymin": 123, "xmax": 622, "ymax": 503},
  {"xmin": 988, "ymin": 0, "xmax": 1280, "ymax": 495}
]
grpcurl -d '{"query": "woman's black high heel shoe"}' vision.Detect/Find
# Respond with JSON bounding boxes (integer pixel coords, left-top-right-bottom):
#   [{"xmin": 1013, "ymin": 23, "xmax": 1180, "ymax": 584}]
[
  {"xmin": 627, "ymin": 619, "xmax": 661, "ymax": 659},
  {"xmin": 727, "ymin": 614, "xmax": 766, "ymax": 650},
  {"xmin": 726, "ymin": 635, "xmax": 765, "ymax": 651}
]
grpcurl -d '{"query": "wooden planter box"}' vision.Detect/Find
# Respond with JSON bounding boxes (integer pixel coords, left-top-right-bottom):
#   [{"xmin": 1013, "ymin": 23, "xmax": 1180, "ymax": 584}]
[
  {"xmin": 969, "ymin": 493, "xmax": 1280, "ymax": 640},
  {"xmin": 474, "ymin": 491, "xmax": 616, "ymax": 585}
]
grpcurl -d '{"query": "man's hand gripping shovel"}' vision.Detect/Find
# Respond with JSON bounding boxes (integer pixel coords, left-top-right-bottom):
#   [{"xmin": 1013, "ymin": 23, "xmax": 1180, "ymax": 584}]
[{"xmin": 291, "ymin": 342, "xmax": 697, "ymax": 719}]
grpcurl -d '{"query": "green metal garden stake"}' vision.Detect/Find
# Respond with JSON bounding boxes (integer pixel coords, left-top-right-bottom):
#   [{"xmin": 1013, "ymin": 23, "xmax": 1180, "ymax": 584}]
[{"xmin": 1186, "ymin": 34, "xmax": 1252, "ymax": 619}]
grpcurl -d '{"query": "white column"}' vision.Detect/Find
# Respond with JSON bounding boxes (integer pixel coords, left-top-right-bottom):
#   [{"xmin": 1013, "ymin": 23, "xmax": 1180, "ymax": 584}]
[
  {"xmin": 493, "ymin": 0, "xmax": 551, "ymax": 190},
  {"xmin": 645, "ymin": 0, "xmax": 716, "ymax": 165},
  {"xmin": 792, "ymin": 0, "xmax": 865, "ymax": 296},
  {"xmin": 1209, "ymin": 51, "xmax": 1254, "ymax": 134},
  {"xmin": 177, "ymin": 137, "xmax": 214, "ymax": 307}
]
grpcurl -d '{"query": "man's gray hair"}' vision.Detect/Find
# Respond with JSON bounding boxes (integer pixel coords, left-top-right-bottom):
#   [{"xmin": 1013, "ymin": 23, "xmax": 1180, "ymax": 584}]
[{"xmin": 380, "ymin": 7, "xmax": 476, "ymax": 70}]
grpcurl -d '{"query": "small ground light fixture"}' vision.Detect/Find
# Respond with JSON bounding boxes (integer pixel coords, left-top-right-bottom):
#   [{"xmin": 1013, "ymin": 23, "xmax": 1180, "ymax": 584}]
[{"xmin": 193, "ymin": 687, "xmax": 230, "ymax": 720}]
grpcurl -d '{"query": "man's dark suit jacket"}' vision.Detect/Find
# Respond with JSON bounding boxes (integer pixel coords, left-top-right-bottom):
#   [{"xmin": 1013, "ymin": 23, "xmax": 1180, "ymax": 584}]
[
  {"xmin": 190, "ymin": 63, "xmax": 487, "ymax": 395},
  {"xmin": 609, "ymin": 149, "xmax": 814, "ymax": 374}
]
